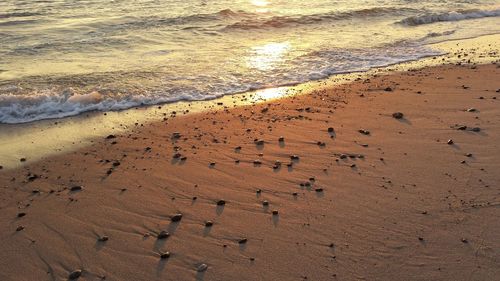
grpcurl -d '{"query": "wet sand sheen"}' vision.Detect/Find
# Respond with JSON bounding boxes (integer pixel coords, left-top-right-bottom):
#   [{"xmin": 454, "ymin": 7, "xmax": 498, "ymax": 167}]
[{"xmin": 0, "ymin": 39, "xmax": 500, "ymax": 280}]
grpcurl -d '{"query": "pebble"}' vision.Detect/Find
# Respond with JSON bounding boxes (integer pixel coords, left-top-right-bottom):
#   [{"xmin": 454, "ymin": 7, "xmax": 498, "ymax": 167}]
[
  {"xmin": 466, "ymin": 108, "xmax": 477, "ymax": 112},
  {"xmin": 216, "ymin": 199, "xmax": 226, "ymax": 206},
  {"xmin": 17, "ymin": 212, "xmax": 26, "ymax": 218},
  {"xmin": 98, "ymin": 236, "xmax": 109, "ymax": 242},
  {"xmin": 157, "ymin": 231, "xmax": 170, "ymax": 239},
  {"xmin": 171, "ymin": 213, "xmax": 183, "ymax": 222},
  {"xmin": 197, "ymin": 263, "xmax": 208, "ymax": 272},
  {"xmin": 160, "ymin": 252, "xmax": 171, "ymax": 259},
  {"xmin": 238, "ymin": 238, "xmax": 248, "ymax": 244},
  {"xmin": 447, "ymin": 139, "xmax": 454, "ymax": 145},
  {"xmin": 358, "ymin": 129, "xmax": 370, "ymax": 135},
  {"xmin": 392, "ymin": 112, "xmax": 404, "ymax": 119},
  {"xmin": 16, "ymin": 226, "xmax": 25, "ymax": 232},
  {"xmin": 70, "ymin": 185, "xmax": 83, "ymax": 191},
  {"xmin": 272, "ymin": 210, "xmax": 279, "ymax": 215},
  {"xmin": 279, "ymin": 136, "xmax": 285, "ymax": 142},
  {"xmin": 384, "ymin": 87, "xmax": 393, "ymax": 92},
  {"xmin": 205, "ymin": 221, "xmax": 213, "ymax": 227},
  {"xmin": 327, "ymin": 127, "xmax": 334, "ymax": 132},
  {"xmin": 315, "ymin": 188, "xmax": 324, "ymax": 192},
  {"xmin": 290, "ymin": 155, "xmax": 299, "ymax": 160},
  {"xmin": 262, "ymin": 200, "xmax": 269, "ymax": 206},
  {"xmin": 69, "ymin": 269, "xmax": 82, "ymax": 280}
]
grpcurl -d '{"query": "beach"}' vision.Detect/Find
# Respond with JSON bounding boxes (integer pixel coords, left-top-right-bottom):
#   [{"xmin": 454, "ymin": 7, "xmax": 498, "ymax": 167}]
[{"xmin": 0, "ymin": 35, "xmax": 499, "ymax": 280}]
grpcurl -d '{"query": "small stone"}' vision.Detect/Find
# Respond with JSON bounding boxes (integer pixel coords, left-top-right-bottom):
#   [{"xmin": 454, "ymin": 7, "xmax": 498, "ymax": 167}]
[
  {"xmin": 17, "ymin": 212, "xmax": 26, "ymax": 218},
  {"xmin": 465, "ymin": 153, "xmax": 473, "ymax": 157},
  {"xmin": 238, "ymin": 238, "xmax": 248, "ymax": 244},
  {"xmin": 418, "ymin": 237, "xmax": 424, "ymax": 241},
  {"xmin": 358, "ymin": 129, "xmax": 370, "ymax": 135},
  {"xmin": 20, "ymin": 158, "xmax": 26, "ymax": 162},
  {"xmin": 384, "ymin": 87, "xmax": 393, "ymax": 92},
  {"xmin": 262, "ymin": 200, "xmax": 269, "ymax": 206},
  {"xmin": 173, "ymin": 153, "xmax": 182, "ymax": 159},
  {"xmin": 315, "ymin": 188, "xmax": 324, "ymax": 192},
  {"xmin": 461, "ymin": 238, "xmax": 468, "ymax": 243},
  {"xmin": 171, "ymin": 213, "xmax": 183, "ymax": 222},
  {"xmin": 216, "ymin": 199, "xmax": 226, "ymax": 206},
  {"xmin": 278, "ymin": 136, "xmax": 284, "ymax": 142},
  {"xmin": 16, "ymin": 226, "xmax": 25, "ymax": 231},
  {"xmin": 272, "ymin": 210, "xmax": 279, "ymax": 215},
  {"xmin": 253, "ymin": 160, "xmax": 262, "ymax": 165},
  {"xmin": 392, "ymin": 112, "xmax": 404, "ymax": 119},
  {"xmin": 197, "ymin": 263, "xmax": 208, "ymax": 272},
  {"xmin": 471, "ymin": 127, "xmax": 481, "ymax": 132},
  {"xmin": 69, "ymin": 269, "xmax": 82, "ymax": 280},
  {"xmin": 256, "ymin": 189, "xmax": 262, "ymax": 194},
  {"xmin": 466, "ymin": 108, "xmax": 477, "ymax": 112},
  {"xmin": 98, "ymin": 236, "xmax": 109, "ymax": 242},
  {"xmin": 205, "ymin": 221, "xmax": 213, "ymax": 227},
  {"xmin": 255, "ymin": 139, "xmax": 265, "ymax": 145},
  {"xmin": 292, "ymin": 192, "xmax": 298, "ymax": 196},
  {"xmin": 447, "ymin": 139, "xmax": 454, "ymax": 145},
  {"xmin": 105, "ymin": 135, "xmax": 116, "ymax": 139},
  {"xmin": 70, "ymin": 185, "xmax": 83, "ymax": 192},
  {"xmin": 160, "ymin": 252, "xmax": 171, "ymax": 259},
  {"xmin": 327, "ymin": 127, "xmax": 334, "ymax": 132},
  {"xmin": 290, "ymin": 155, "xmax": 299, "ymax": 160},
  {"xmin": 157, "ymin": 231, "xmax": 170, "ymax": 239}
]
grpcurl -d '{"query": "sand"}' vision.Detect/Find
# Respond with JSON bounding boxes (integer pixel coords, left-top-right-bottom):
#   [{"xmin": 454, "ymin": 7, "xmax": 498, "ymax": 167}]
[{"xmin": 1, "ymin": 38, "xmax": 500, "ymax": 280}]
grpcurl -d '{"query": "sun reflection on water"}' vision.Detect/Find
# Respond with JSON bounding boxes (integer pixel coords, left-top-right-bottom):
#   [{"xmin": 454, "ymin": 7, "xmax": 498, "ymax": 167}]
[{"xmin": 247, "ymin": 42, "xmax": 291, "ymax": 71}]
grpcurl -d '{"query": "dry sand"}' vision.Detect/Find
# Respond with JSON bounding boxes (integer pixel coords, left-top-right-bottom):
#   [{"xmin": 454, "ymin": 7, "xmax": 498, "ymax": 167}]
[{"xmin": 1, "ymin": 39, "xmax": 500, "ymax": 280}]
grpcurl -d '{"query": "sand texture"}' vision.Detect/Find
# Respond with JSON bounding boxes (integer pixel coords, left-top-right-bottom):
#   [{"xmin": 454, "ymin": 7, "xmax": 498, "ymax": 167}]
[{"xmin": 1, "ymin": 60, "xmax": 500, "ymax": 280}]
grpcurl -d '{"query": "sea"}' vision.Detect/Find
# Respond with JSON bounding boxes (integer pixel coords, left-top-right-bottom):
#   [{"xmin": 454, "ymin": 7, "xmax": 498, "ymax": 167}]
[{"xmin": 0, "ymin": 0, "xmax": 499, "ymax": 123}]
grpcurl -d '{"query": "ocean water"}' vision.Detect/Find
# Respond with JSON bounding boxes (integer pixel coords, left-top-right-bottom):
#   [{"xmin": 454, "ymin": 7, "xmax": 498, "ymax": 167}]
[{"xmin": 0, "ymin": 0, "xmax": 499, "ymax": 123}]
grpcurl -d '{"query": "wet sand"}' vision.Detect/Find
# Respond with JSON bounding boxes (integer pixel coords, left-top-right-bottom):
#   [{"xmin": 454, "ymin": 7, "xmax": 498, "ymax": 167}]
[{"xmin": 1, "ymin": 39, "xmax": 500, "ymax": 280}]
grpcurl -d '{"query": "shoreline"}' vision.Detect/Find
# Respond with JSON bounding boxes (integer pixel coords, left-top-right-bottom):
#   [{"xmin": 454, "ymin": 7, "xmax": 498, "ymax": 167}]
[
  {"xmin": 1, "ymin": 60, "xmax": 499, "ymax": 280},
  {"xmin": 1, "ymin": 45, "xmax": 499, "ymax": 280},
  {"xmin": 1, "ymin": 34, "xmax": 499, "ymax": 170}
]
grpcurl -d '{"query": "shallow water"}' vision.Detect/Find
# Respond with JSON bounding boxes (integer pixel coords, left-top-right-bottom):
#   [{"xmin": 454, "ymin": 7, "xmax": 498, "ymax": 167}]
[{"xmin": 0, "ymin": 0, "xmax": 499, "ymax": 123}]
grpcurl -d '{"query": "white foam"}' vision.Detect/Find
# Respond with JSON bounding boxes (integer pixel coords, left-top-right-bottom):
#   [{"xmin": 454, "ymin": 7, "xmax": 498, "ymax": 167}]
[{"xmin": 398, "ymin": 9, "xmax": 500, "ymax": 26}]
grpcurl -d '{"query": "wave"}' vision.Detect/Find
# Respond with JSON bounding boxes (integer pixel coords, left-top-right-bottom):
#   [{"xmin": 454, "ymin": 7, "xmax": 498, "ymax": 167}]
[
  {"xmin": 0, "ymin": 44, "xmax": 440, "ymax": 124},
  {"xmin": 224, "ymin": 7, "xmax": 415, "ymax": 30},
  {"xmin": 398, "ymin": 9, "xmax": 500, "ymax": 26}
]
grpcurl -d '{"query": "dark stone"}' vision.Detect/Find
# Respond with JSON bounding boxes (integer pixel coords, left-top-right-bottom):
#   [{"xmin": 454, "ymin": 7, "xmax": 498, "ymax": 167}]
[
  {"xmin": 70, "ymin": 185, "xmax": 83, "ymax": 192},
  {"xmin": 216, "ymin": 199, "xmax": 226, "ymax": 206},
  {"xmin": 105, "ymin": 135, "xmax": 116, "ymax": 139},
  {"xmin": 98, "ymin": 236, "xmax": 109, "ymax": 242},
  {"xmin": 171, "ymin": 213, "xmax": 183, "ymax": 222},
  {"xmin": 238, "ymin": 238, "xmax": 248, "ymax": 244},
  {"xmin": 17, "ymin": 212, "xmax": 26, "ymax": 218},
  {"xmin": 327, "ymin": 127, "xmax": 334, "ymax": 132},
  {"xmin": 384, "ymin": 87, "xmax": 393, "ymax": 92},
  {"xmin": 272, "ymin": 210, "xmax": 279, "ymax": 215},
  {"xmin": 392, "ymin": 112, "xmax": 404, "ymax": 119},
  {"xmin": 205, "ymin": 221, "xmax": 213, "ymax": 227},
  {"xmin": 69, "ymin": 269, "xmax": 82, "ymax": 280},
  {"xmin": 16, "ymin": 226, "xmax": 25, "ymax": 231},
  {"xmin": 160, "ymin": 252, "xmax": 171, "ymax": 259},
  {"xmin": 157, "ymin": 231, "xmax": 170, "ymax": 239},
  {"xmin": 447, "ymin": 139, "xmax": 454, "ymax": 145}
]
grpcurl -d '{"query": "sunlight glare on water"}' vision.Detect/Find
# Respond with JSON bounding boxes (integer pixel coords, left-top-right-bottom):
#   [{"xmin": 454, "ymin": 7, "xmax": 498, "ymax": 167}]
[{"xmin": 0, "ymin": 0, "xmax": 499, "ymax": 123}]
